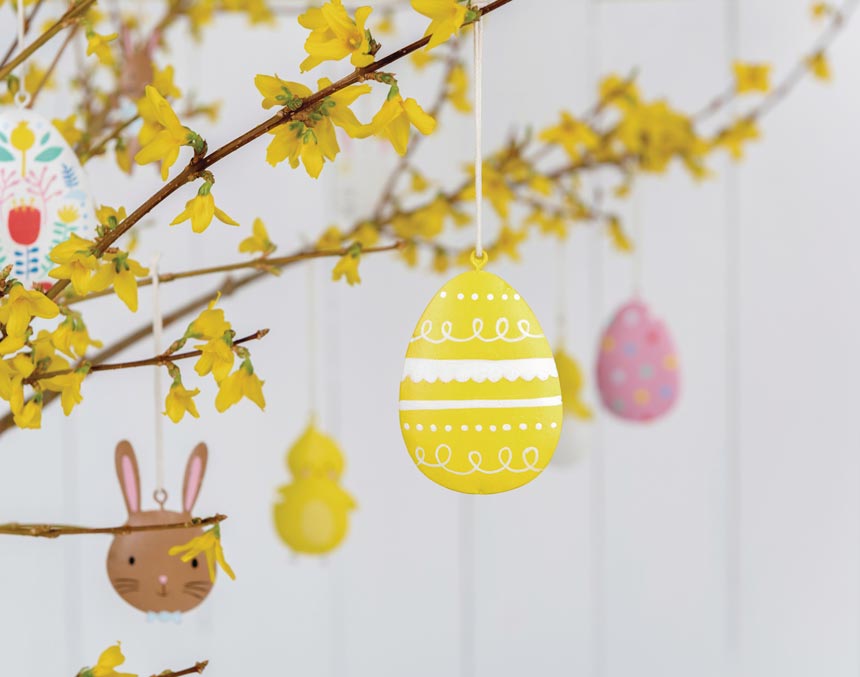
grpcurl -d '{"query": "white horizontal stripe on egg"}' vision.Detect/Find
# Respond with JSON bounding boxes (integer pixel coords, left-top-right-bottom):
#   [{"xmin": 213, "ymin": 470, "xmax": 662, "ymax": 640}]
[
  {"xmin": 401, "ymin": 358, "xmax": 558, "ymax": 384},
  {"xmin": 399, "ymin": 396, "xmax": 562, "ymax": 411}
]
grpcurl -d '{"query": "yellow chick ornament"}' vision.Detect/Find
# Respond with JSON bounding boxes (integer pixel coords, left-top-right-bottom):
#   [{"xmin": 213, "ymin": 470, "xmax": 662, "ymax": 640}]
[
  {"xmin": 399, "ymin": 254, "xmax": 563, "ymax": 494},
  {"xmin": 552, "ymin": 347, "xmax": 594, "ymax": 467},
  {"xmin": 273, "ymin": 420, "xmax": 356, "ymax": 556}
]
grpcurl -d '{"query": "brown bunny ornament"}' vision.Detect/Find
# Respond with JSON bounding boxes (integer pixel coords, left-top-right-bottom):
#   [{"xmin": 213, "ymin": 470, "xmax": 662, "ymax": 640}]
[{"xmin": 107, "ymin": 440, "xmax": 215, "ymax": 621}]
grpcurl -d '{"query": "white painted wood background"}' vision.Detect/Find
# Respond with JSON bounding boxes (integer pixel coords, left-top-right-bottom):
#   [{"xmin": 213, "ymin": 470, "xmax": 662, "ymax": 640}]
[{"xmin": 1, "ymin": 0, "xmax": 859, "ymax": 675}]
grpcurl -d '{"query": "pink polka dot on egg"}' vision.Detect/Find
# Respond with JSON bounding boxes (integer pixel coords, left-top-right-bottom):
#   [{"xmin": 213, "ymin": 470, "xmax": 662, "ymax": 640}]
[{"xmin": 595, "ymin": 298, "xmax": 680, "ymax": 422}]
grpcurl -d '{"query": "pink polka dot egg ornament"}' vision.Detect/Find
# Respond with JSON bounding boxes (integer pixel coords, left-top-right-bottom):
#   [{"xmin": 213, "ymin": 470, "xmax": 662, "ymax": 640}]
[{"xmin": 596, "ymin": 298, "xmax": 679, "ymax": 422}]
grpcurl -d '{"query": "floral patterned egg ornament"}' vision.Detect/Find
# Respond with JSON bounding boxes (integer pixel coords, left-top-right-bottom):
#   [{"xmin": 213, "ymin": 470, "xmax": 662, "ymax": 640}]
[
  {"xmin": 596, "ymin": 298, "xmax": 680, "ymax": 422},
  {"xmin": 400, "ymin": 263, "xmax": 562, "ymax": 494},
  {"xmin": 0, "ymin": 107, "xmax": 96, "ymax": 286}
]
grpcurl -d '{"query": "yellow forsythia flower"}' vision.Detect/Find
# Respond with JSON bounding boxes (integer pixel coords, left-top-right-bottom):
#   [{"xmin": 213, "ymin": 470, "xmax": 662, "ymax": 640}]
[
  {"xmin": 164, "ymin": 382, "xmax": 201, "ymax": 423},
  {"xmin": 215, "ymin": 360, "xmax": 266, "ymax": 412},
  {"xmin": 13, "ymin": 397, "xmax": 42, "ymax": 429},
  {"xmin": 332, "ymin": 246, "xmax": 361, "ymax": 285},
  {"xmin": 714, "ymin": 117, "xmax": 760, "ymax": 160},
  {"xmin": 238, "ymin": 217, "xmax": 276, "ymax": 256},
  {"xmin": 85, "ymin": 31, "xmax": 118, "ymax": 66},
  {"xmin": 539, "ymin": 111, "xmax": 599, "ymax": 160},
  {"xmin": 298, "ymin": 0, "xmax": 374, "ymax": 72},
  {"xmin": 410, "ymin": 50, "xmax": 435, "ymax": 70},
  {"xmin": 170, "ymin": 181, "xmax": 239, "ymax": 234},
  {"xmin": 733, "ymin": 61, "xmax": 771, "ymax": 93},
  {"xmin": 608, "ymin": 216, "xmax": 633, "ymax": 252},
  {"xmin": 412, "ymin": 0, "xmax": 468, "ymax": 50},
  {"xmin": 52, "ymin": 115, "xmax": 83, "ymax": 147},
  {"xmin": 78, "ymin": 643, "xmax": 137, "ymax": 677},
  {"xmin": 92, "ymin": 251, "xmax": 150, "ymax": 312},
  {"xmin": 169, "ymin": 525, "xmax": 235, "ymax": 582},
  {"xmin": 807, "ymin": 51, "xmax": 831, "ymax": 80},
  {"xmin": 258, "ymin": 77, "xmax": 370, "ymax": 177},
  {"xmin": 492, "ymin": 225, "xmax": 526, "ymax": 261},
  {"xmin": 135, "ymin": 85, "xmax": 196, "ymax": 181},
  {"xmin": 375, "ymin": 13, "xmax": 395, "ymax": 35},
  {"xmin": 151, "ymin": 63, "xmax": 182, "ymax": 99},
  {"xmin": 51, "ymin": 314, "xmax": 102, "ymax": 359},
  {"xmin": 555, "ymin": 348, "xmax": 593, "ymax": 420},
  {"xmin": 365, "ymin": 95, "xmax": 436, "ymax": 156},
  {"xmin": 189, "ymin": 294, "xmax": 231, "ymax": 340},
  {"xmin": 811, "ymin": 2, "xmax": 831, "ymax": 19},
  {"xmin": 0, "ymin": 353, "xmax": 34, "ymax": 415},
  {"xmin": 195, "ymin": 336, "xmax": 234, "ymax": 383},
  {"xmin": 599, "ymin": 73, "xmax": 640, "ymax": 111},
  {"xmin": 447, "ymin": 63, "xmax": 471, "ymax": 113},
  {"xmin": 0, "ymin": 285, "xmax": 58, "ymax": 354},
  {"xmin": 96, "ymin": 205, "xmax": 127, "ymax": 229},
  {"xmin": 49, "ymin": 234, "xmax": 101, "ymax": 296},
  {"xmin": 317, "ymin": 226, "xmax": 342, "ymax": 250}
]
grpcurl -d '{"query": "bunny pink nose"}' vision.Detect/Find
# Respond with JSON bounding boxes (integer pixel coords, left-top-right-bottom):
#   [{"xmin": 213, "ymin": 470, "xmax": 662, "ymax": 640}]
[{"xmin": 158, "ymin": 575, "xmax": 168, "ymax": 586}]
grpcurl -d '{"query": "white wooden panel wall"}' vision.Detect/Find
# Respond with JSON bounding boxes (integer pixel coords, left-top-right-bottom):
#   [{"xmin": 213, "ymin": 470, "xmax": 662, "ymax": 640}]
[{"xmin": 1, "ymin": 1, "xmax": 859, "ymax": 675}]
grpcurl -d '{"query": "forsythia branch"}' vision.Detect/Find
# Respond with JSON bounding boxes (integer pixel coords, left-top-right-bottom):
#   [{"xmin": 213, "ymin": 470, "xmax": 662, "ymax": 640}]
[
  {"xmin": 150, "ymin": 661, "xmax": 209, "ymax": 677},
  {"xmin": 62, "ymin": 242, "xmax": 403, "ymax": 306},
  {"xmin": 41, "ymin": 0, "xmax": 516, "ymax": 301},
  {"xmin": 0, "ymin": 0, "xmax": 97, "ymax": 82},
  {"xmin": 26, "ymin": 330, "xmax": 269, "ymax": 383},
  {"xmin": 0, "ymin": 514, "xmax": 226, "ymax": 538}
]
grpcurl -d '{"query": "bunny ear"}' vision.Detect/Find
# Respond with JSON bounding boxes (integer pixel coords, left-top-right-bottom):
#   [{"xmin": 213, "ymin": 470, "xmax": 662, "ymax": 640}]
[
  {"xmin": 182, "ymin": 443, "xmax": 208, "ymax": 513},
  {"xmin": 115, "ymin": 440, "xmax": 141, "ymax": 515}
]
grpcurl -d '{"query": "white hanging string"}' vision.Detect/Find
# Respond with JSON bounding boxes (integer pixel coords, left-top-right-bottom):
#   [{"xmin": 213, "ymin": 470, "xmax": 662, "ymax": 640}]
[
  {"xmin": 632, "ymin": 190, "xmax": 643, "ymax": 297},
  {"xmin": 151, "ymin": 255, "xmax": 166, "ymax": 505},
  {"xmin": 556, "ymin": 237, "xmax": 568, "ymax": 346},
  {"xmin": 473, "ymin": 15, "xmax": 484, "ymax": 260},
  {"xmin": 14, "ymin": 0, "xmax": 30, "ymax": 107},
  {"xmin": 306, "ymin": 241, "xmax": 319, "ymax": 420}
]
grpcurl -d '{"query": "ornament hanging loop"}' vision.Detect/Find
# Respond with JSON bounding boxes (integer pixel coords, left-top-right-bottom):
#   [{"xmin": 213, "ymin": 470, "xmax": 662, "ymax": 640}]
[
  {"xmin": 13, "ymin": 90, "xmax": 30, "ymax": 109},
  {"xmin": 153, "ymin": 488, "xmax": 168, "ymax": 509},
  {"xmin": 470, "ymin": 249, "xmax": 489, "ymax": 271}
]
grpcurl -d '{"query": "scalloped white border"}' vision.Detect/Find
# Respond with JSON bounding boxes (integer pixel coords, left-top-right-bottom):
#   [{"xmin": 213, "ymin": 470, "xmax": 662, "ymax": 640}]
[{"xmin": 402, "ymin": 358, "xmax": 558, "ymax": 384}]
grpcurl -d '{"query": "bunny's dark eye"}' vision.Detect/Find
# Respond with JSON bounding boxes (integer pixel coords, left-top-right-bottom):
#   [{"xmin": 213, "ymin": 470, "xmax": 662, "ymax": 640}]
[
  {"xmin": 128, "ymin": 556, "xmax": 135, "ymax": 566},
  {"xmin": 191, "ymin": 558, "xmax": 199, "ymax": 568}
]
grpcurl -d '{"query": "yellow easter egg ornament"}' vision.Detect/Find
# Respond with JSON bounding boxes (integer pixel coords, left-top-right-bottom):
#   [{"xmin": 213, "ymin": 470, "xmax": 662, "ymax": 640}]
[{"xmin": 400, "ymin": 257, "xmax": 562, "ymax": 494}]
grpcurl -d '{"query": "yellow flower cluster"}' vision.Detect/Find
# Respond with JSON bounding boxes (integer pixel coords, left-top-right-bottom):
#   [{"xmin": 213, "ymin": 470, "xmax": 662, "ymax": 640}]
[
  {"xmin": 169, "ymin": 524, "xmax": 236, "ymax": 582},
  {"xmin": 0, "ymin": 284, "xmax": 103, "ymax": 429},
  {"xmin": 77, "ymin": 643, "xmax": 136, "ymax": 677},
  {"xmin": 163, "ymin": 295, "xmax": 265, "ymax": 423},
  {"xmin": 49, "ymin": 232, "xmax": 149, "ymax": 311}
]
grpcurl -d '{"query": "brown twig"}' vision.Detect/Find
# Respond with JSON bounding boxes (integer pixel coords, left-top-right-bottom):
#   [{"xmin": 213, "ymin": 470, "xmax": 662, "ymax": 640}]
[
  {"xmin": 62, "ymin": 241, "xmax": 403, "ymax": 305},
  {"xmin": 27, "ymin": 330, "xmax": 268, "ymax": 383},
  {"xmin": 0, "ymin": 513, "xmax": 225, "ymax": 538},
  {"xmin": 152, "ymin": 662, "xmax": 209, "ymax": 677},
  {"xmin": 0, "ymin": 0, "xmax": 97, "ymax": 82},
  {"xmin": 0, "ymin": 0, "xmax": 46, "ymax": 68},
  {"xmin": 28, "ymin": 23, "xmax": 80, "ymax": 108},
  {"xmin": 42, "ymin": 0, "xmax": 517, "ymax": 301},
  {"xmin": 79, "ymin": 114, "xmax": 140, "ymax": 162}
]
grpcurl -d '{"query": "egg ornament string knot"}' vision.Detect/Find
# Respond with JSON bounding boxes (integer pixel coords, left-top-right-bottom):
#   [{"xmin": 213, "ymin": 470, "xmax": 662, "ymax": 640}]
[
  {"xmin": 0, "ymin": 0, "xmax": 97, "ymax": 286},
  {"xmin": 273, "ymin": 419, "xmax": 357, "ymax": 556},
  {"xmin": 398, "ymin": 11, "xmax": 562, "ymax": 494}
]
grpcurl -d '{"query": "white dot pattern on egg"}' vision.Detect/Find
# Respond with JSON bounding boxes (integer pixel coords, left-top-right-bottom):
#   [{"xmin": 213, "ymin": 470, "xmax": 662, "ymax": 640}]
[
  {"xmin": 399, "ymin": 269, "xmax": 562, "ymax": 494},
  {"xmin": 0, "ymin": 107, "xmax": 96, "ymax": 286}
]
